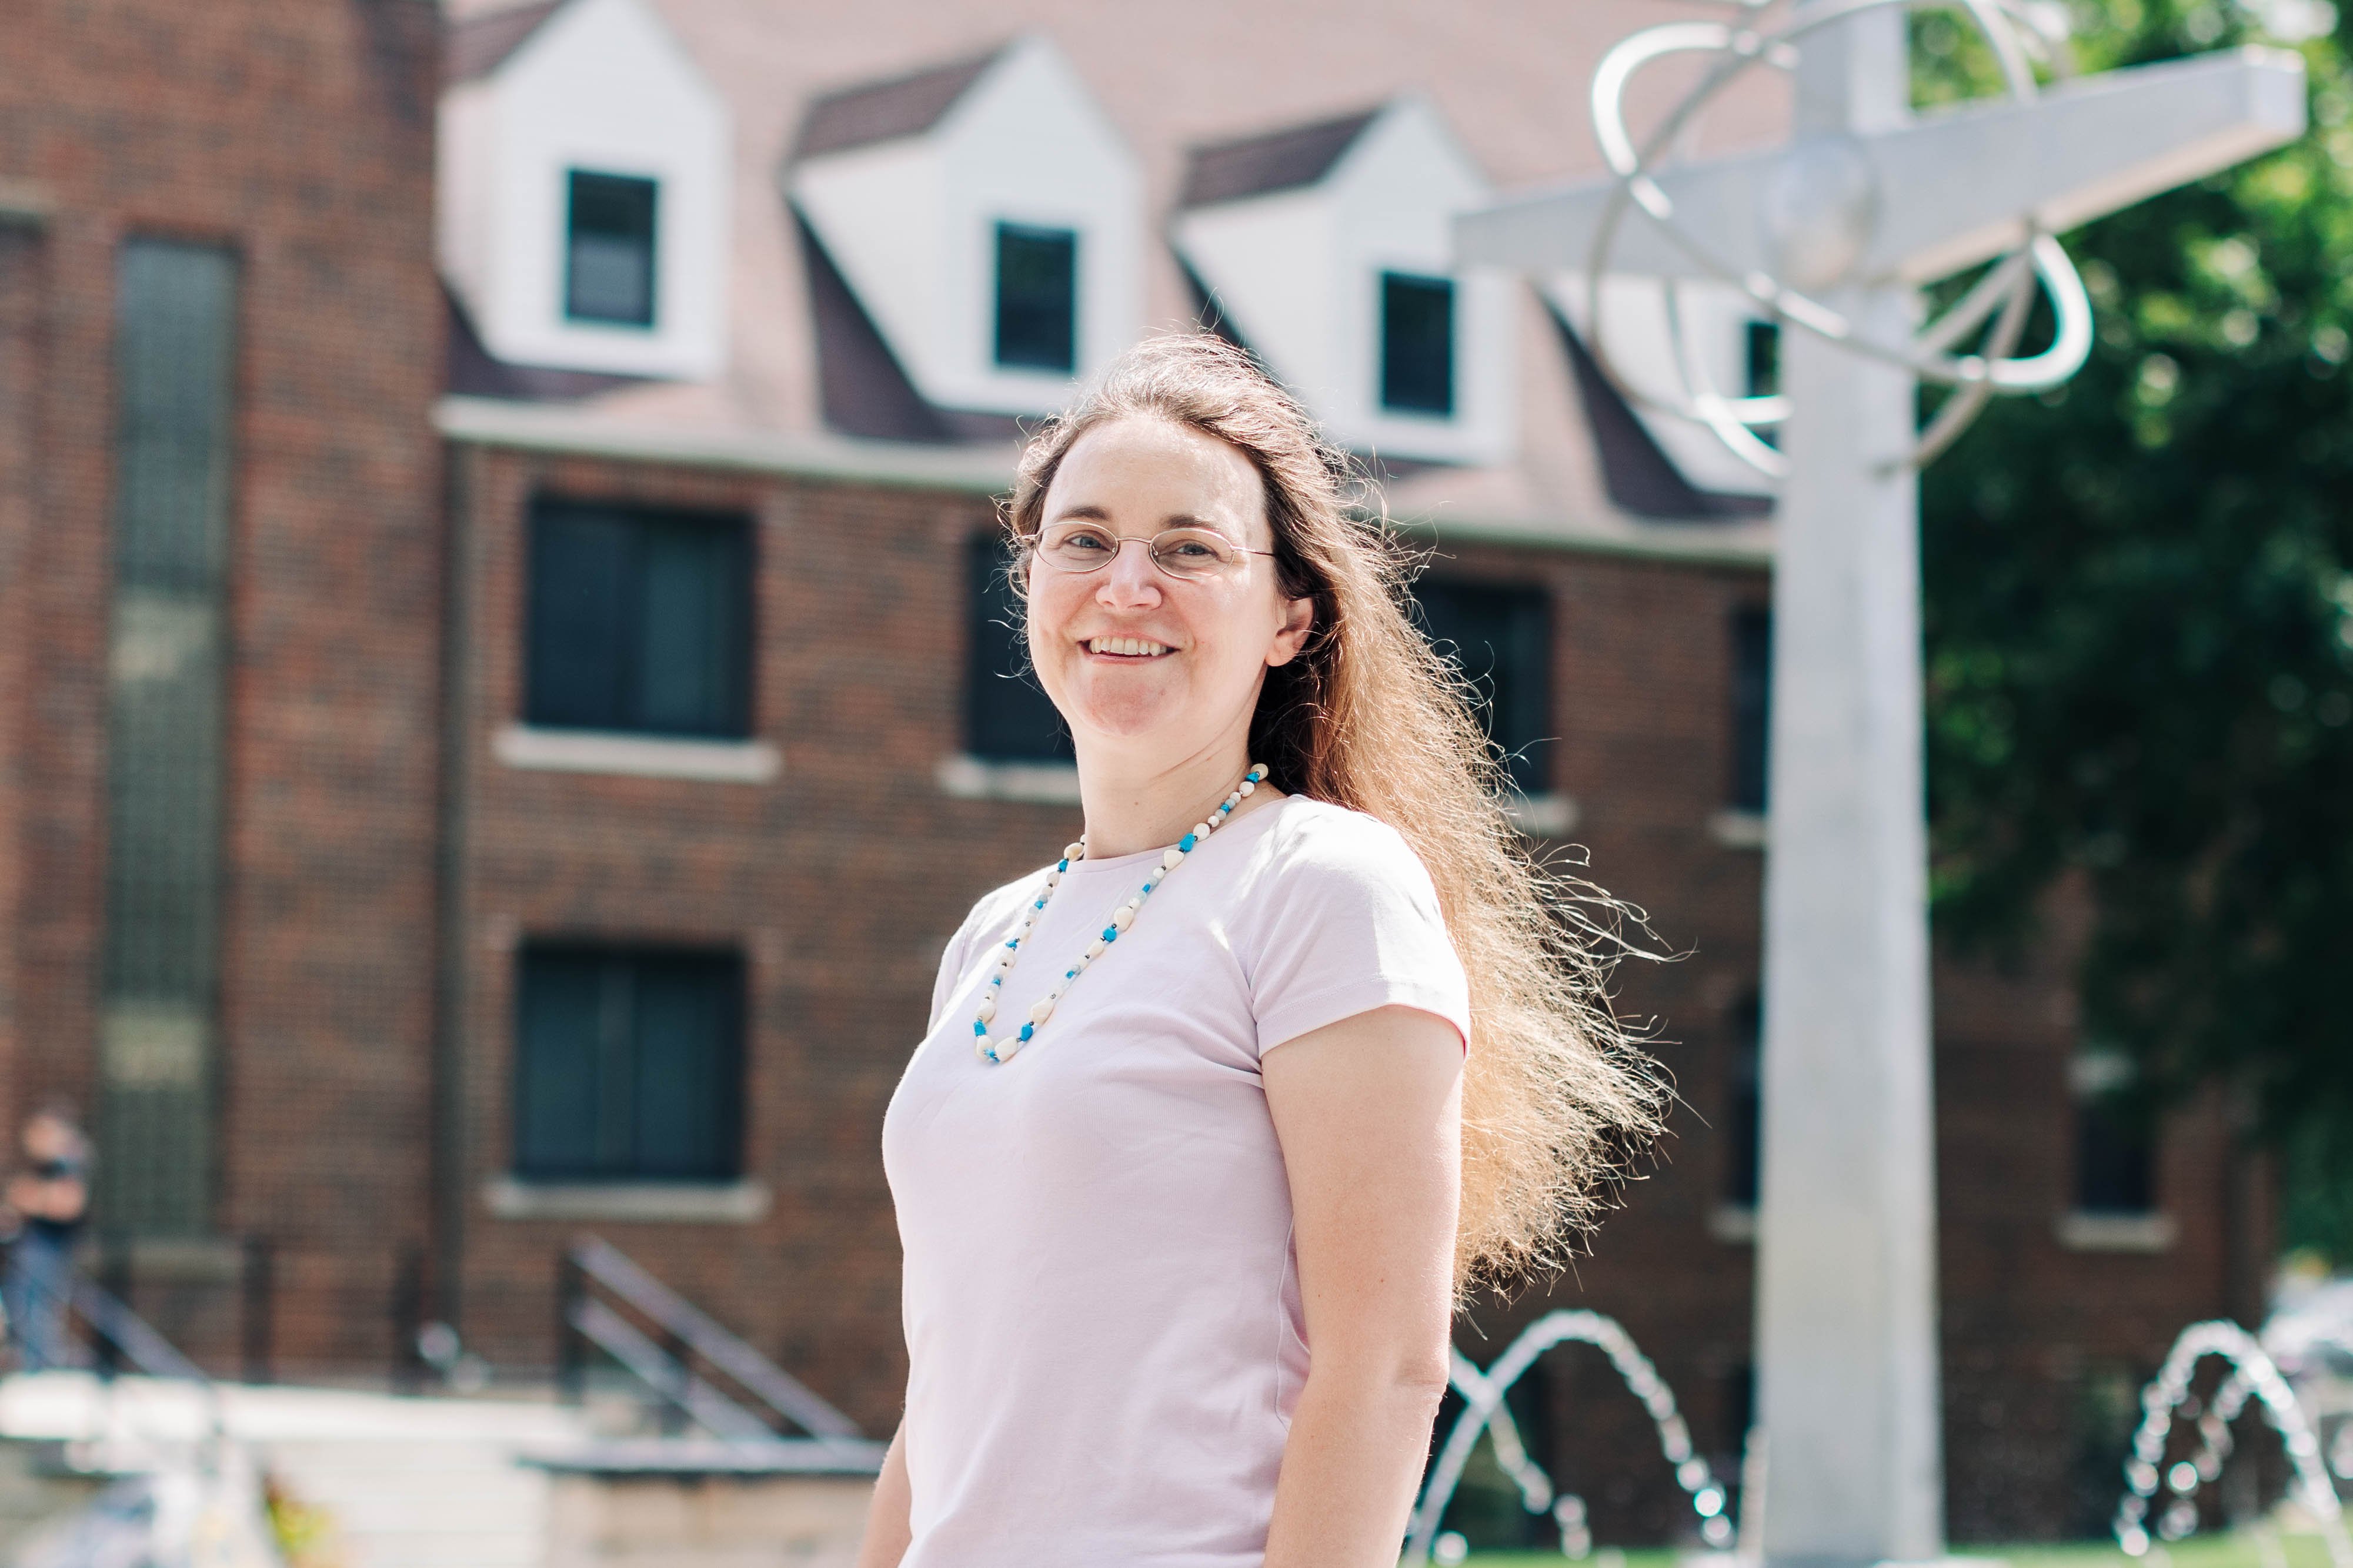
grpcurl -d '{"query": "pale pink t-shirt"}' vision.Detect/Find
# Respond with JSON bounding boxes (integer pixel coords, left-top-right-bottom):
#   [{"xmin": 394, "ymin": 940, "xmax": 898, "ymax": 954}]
[{"xmin": 880, "ymin": 793, "xmax": 1470, "ymax": 1567}]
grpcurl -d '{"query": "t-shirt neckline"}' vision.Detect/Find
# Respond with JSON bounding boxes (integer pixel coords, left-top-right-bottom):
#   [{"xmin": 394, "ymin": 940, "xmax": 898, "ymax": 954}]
[{"xmin": 1057, "ymin": 793, "xmax": 1296, "ymax": 880}]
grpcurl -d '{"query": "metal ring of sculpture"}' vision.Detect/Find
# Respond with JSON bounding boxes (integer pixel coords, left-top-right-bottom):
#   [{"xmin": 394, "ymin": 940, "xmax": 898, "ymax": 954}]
[{"xmin": 1584, "ymin": 0, "xmax": 2096, "ymax": 474}]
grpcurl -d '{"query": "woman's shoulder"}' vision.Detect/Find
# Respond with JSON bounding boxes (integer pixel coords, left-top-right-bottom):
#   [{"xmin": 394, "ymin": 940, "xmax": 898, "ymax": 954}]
[{"xmin": 1246, "ymin": 794, "xmax": 1440, "ymax": 902}]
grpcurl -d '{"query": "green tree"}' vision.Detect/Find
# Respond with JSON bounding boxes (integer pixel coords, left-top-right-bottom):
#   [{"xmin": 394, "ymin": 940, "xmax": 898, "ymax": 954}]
[{"xmin": 1918, "ymin": 1, "xmax": 2353, "ymax": 1261}]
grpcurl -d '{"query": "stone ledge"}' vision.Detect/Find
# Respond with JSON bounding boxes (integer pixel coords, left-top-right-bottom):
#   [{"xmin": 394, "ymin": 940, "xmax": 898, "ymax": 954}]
[
  {"xmin": 2055, "ymin": 1211, "xmax": 2178, "ymax": 1253},
  {"xmin": 934, "ymin": 754, "xmax": 1082, "ymax": 804},
  {"xmin": 1505, "ymin": 793, "xmax": 1580, "ymax": 838},
  {"xmin": 1708, "ymin": 808, "xmax": 1768, "ymax": 850},
  {"xmin": 481, "ymin": 1178, "xmax": 772, "ymax": 1225},
  {"xmin": 493, "ymin": 724, "xmax": 779, "ymax": 784}
]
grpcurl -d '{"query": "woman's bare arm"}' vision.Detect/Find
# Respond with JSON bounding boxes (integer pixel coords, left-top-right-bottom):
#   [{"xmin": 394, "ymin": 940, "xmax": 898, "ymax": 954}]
[
  {"xmin": 854, "ymin": 1423, "xmax": 913, "ymax": 1568},
  {"xmin": 1261, "ymin": 1004, "xmax": 1463, "ymax": 1568}
]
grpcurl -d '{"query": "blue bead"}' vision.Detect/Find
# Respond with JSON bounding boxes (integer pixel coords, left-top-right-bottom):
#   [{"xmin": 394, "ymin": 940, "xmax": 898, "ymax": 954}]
[
  {"xmin": 1066, "ymin": 969, "xmax": 1077, "ymax": 979},
  {"xmin": 1057, "ymin": 859, "xmax": 1070, "ymax": 872},
  {"xmin": 973, "ymin": 1022, "xmax": 986, "ymax": 1036},
  {"xmin": 1102, "ymin": 928, "xmax": 1116, "ymax": 941},
  {"xmin": 1179, "ymin": 834, "xmax": 1197, "ymax": 852},
  {"xmin": 1019, "ymin": 1023, "xmax": 1034, "ymax": 1041},
  {"xmin": 1005, "ymin": 940, "xmax": 1018, "ymax": 949}
]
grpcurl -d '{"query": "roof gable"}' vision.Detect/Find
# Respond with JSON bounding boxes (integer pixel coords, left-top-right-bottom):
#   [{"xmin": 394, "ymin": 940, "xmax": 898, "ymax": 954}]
[
  {"xmin": 1179, "ymin": 109, "xmax": 1379, "ymax": 208},
  {"xmin": 445, "ymin": 0, "xmax": 564, "ymax": 86},
  {"xmin": 793, "ymin": 50, "xmax": 1002, "ymax": 161}
]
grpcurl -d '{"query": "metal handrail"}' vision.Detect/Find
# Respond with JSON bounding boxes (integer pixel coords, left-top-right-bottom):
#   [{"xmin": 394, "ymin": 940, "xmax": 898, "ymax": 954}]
[
  {"xmin": 560, "ymin": 1235, "xmax": 862, "ymax": 1442},
  {"xmin": 73, "ymin": 1279, "xmax": 209, "ymax": 1384}
]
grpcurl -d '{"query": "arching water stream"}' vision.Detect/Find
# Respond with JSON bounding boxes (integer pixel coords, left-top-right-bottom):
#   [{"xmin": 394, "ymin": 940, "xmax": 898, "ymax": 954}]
[
  {"xmin": 2112, "ymin": 1319, "xmax": 2352, "ymax": 1568},
  {"xmin": 1407, "ymin": 1310, "xmax": 1733, "ymax": 1564}
]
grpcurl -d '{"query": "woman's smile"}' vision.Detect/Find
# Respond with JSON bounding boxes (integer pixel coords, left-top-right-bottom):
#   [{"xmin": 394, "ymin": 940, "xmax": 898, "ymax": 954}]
[{"xmin": 1082, "ymin": 635, "xmax": 1175, "ymax": 659}]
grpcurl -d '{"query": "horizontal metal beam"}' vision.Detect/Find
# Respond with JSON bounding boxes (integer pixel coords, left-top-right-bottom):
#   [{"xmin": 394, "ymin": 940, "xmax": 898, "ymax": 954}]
[{"xmin": 1456, "ymin": 47, "xmax": 2307, "ymax": 286}]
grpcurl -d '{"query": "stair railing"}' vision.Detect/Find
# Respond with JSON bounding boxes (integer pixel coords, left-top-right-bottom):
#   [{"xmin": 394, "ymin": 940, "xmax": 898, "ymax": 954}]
[{"xmin": 556, "ymin": 1234, "xmax": 863, "ymax": 1446}]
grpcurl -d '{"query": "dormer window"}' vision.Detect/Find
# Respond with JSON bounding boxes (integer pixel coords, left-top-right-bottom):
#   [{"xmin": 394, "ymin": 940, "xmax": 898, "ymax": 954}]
[
  {"xmin": 787, "ymin": 38, "xmax": 1142, "ymax": 430},
  {"xmin": 566, "ymin": 170, "xmax": 659, "ymax": 327},
  {"xmin": 994, "ymin": 223, "xmax": 1079, "ymax": 373},
  {"xmin": 1173, "ymin": 97, "xmax": 1511, "ymax": 465},
  {"xmin": 1380, "ymin": 271, "xmax": 1454, "ymax": 416},
  {"xmin": 438, "ymin": 0, "xmax": 730, "ymax": 379}
]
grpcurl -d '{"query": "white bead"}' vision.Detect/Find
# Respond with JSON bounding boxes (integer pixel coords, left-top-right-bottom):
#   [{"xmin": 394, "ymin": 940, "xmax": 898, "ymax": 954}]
[
  {"xmin": 1193, "ymin": 823, "xmax": 1213, "ymax": 839},
  {"xmin": 1064, "ymin": 842, "xmax": 1085, "ymax": 861},
  {"xmin": 994, "ymin": 1035, "xmax": 1021, "ymax": 1062},
  {"xmin": 976, "ymin": 999, "xmax": 994, "ymax": 1023},
  {"xmin": 1161, "ymin": 848, "xmax": 1184, "ymax": 871},
  {"xmin": 974, "ymin": 1038, "xmax": 994, "ymax": 1062},
  {"xmin": 1029, "ymin": 997, "xmax": 1055, "ymax": 1025},
  {"xmin": 1112, "ymin": 907, "xmax": 1133, "ymax": 931},
  {"xmin": 1239, "ymin": 780, "xmax": 1255, "ymax": 795},
  {"xmin": 1085, "ymin": 938, "xmax": 1106, "ymax": 959}
]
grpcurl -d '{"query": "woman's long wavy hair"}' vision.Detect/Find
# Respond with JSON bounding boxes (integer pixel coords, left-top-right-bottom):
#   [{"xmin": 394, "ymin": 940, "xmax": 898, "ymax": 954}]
[{"xmin": 1008, "ymin": 333, "xmax": 1664, "ymax": 1289}]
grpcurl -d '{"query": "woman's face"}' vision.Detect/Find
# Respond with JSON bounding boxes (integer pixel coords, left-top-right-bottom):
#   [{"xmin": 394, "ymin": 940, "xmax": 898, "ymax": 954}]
[{"xmin": 1027, "ymin": 416, "xmax": 1312, "ymax": 765}]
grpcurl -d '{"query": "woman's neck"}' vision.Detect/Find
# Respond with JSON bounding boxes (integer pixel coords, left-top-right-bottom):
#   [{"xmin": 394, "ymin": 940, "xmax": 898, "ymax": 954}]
[{"xmin": 1074, "ymin": 741, "xmax": 1270, "ymax": 860}]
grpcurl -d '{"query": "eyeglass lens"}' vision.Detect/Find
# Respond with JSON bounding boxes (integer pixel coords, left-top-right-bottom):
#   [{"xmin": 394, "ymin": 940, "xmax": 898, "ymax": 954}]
[{"xmin": 1034, "ymin": 523, "xmax": 1241, "ymax": 580}]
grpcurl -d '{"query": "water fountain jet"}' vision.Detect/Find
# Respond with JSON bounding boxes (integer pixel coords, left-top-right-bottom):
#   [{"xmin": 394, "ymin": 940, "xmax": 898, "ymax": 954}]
[
  {"xmin": 2111, "ymin": 1319, "xmax": 2351, "ymax": 1568},
  {"xmin": 1408, "ymin": 1310, "xmax": 1733, "ymax": 1564}
]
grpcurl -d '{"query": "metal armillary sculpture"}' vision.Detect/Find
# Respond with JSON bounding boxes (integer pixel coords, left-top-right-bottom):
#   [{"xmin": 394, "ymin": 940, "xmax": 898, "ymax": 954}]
[
  {"xmin": 1460, "ymin": 6, "xmax": 2304, "ymax": 1563},
  {"xmin": 1583, "ymin": 0, "xmax": 2094, "ymax": 475}
]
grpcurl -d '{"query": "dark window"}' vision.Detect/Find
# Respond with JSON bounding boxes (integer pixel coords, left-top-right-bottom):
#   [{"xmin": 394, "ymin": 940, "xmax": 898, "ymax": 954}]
[
  {"xmin": 100, "ymin": 239, "xmax": 239, "ymax": 1235},
  {"xmin": 994, "ymin": 223, "xmax": 1079, "ymax": 373},
  {"xmin": 1745, "ymin": 321, "xmax": 1781, "ymax": 450},
  {"xmin": 1380, "ymin": 271, "xmax": 1455, "ymax": 416},
  {"xmin": 2075, "ymin": 1084, "xmax": 2156, "ymax": 1215},
  {"xmin": 965, "ymin": 534, "xmax": 1072, "ymax": 763},
  {"xmin": 1745, "ymin": 320, "xmax": 1781, "ymax": 399},
  {"xmin": 525, "ymin": 501, "xmax": 752, "ymax": 738},
  {"xmin": 566, "ymin": 170, "xmax": 659, "ymax": 327},
  {"xmin": 1726, "ymin": 995, "xmax": 1762, "ymax": 1208},
  {"xmin": 1415, "ymin": 580, "xmax": 1551, "ymax": 795},
  {"xmin": 1730, "ymin": 606, "xmax": 1771, "ymax": 812},
  {"xmin": 513, "ymin": 947, "xmax": 743, "ymax": 1182}
]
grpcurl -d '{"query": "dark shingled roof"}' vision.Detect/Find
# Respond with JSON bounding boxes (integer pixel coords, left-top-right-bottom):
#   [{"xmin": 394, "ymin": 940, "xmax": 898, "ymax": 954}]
[
  {"xmin": 446, "ymin": 0, "xmax": 565, "ymax": 86},
  {"xmin": 792, "ymin": 50, "xmax": 1002, "ymax": 161},
  {"xmin": 1179, "ymin": 109, "xmax": 1380, "ymax": 208}
]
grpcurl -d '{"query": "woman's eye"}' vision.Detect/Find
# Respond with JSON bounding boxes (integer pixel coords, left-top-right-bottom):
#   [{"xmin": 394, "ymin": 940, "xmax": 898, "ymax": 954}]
[
  {"xmin": 1061, "ymin": 531, "xmax": 1112, "ymax": 553},
  {"xmin": 1166, "ymin": 539, "xmax": 1218, "ymax": 559}
]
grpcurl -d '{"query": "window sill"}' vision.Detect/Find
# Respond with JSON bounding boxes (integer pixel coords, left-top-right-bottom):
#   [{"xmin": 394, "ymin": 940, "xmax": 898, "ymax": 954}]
[
  {"xmin": 2055, "ymin": 1211, "xmax": 2177, "ymax": 1253},
  {"xmin": 1505, "ymin": 793, "xmax": 1580, "ymax": 838},
  {"xmin": 1708, "ymin": 809, "xmax": 1768, "ymax": 850},
  {"xmin": 935, "ymin": 753, "xmax": 1082, "ymax": 804},
  {"xmin": 493, "ymin": 724, "xmax": 779, "ymax": 784},
  {"xmin": 1708, "ymin": 1203, "xmax": 1758, "ymax": 1244},
  {"xmin": 482, "ymin": 1178, "xmax": 772, "ymax": 1224}
]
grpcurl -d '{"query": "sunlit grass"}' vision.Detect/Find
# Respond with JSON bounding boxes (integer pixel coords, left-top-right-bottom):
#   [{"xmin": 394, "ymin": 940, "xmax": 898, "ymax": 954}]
[{"xmin": 1457, "ymin": 1535, "xmax": 2342, "ymax": 1568}]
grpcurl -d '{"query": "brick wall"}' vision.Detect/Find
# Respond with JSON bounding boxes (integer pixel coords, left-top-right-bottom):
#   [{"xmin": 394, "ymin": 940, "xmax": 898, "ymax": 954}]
[
  {"xmin": 447, "ymin": 454, "xmax": 2249, "ymax": 1540},
  {"xmin": 0, "ymin": 0, "xmax": 445, "ymax": 1372}
]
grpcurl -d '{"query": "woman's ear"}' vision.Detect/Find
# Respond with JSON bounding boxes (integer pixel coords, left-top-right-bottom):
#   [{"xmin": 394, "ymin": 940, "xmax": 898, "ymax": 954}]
[{"xmin": 1266, "ymin": 594, "xmax": 1315, "ymax": 668}]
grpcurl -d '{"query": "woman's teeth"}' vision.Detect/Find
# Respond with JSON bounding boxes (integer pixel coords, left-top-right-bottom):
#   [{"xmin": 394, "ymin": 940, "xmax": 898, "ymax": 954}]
[{"xmin": 1087, "ymin": 637, "xmax": 1170, "ymax": 657}]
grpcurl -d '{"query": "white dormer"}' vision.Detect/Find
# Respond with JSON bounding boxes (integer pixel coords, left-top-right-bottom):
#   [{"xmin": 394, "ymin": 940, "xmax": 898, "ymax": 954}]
[
  {"xmin": 787, "ymin": 37, "xmax": 1143, "ymax": 418},
  {"xmin": 439, "ymin": 0, "xmax": 730, "ymax": 379},
  {"xmin": 1173, "ymin": 98, "xmax": 1514, "ymax": 467},
  {"xmin": 1547, "ymin": 275, "xmax": 1780, "ymax": 501}
]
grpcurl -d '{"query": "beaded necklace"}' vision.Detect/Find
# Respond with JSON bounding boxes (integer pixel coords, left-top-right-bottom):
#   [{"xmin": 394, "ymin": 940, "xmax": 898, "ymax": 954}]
[{"xmin": 975, "ymin": 763, "xmax": 1269, "ymax": 1064}]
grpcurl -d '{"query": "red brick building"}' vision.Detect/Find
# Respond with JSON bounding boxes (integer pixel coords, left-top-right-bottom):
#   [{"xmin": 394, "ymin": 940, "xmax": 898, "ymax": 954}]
[{"xmin": 0, "ymin": 0, "xmax": 2268, "ymax": 1545}]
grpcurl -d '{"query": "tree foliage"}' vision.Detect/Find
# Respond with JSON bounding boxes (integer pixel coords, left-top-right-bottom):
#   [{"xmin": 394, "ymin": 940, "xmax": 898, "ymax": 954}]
[{"xmin": 1916, "ymin": 1, "xmax": 2353, "ymax": 1257}]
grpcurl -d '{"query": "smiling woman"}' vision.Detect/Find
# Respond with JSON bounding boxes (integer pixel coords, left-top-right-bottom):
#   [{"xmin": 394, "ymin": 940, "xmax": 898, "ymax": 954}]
[{"xmin": 863, "ymin": 335, "xmax": 1662, "ymax": 1568}]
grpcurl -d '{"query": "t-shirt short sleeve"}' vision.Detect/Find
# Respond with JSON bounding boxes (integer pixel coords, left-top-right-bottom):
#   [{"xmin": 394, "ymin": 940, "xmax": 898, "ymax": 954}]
[
  {"xmin": 927, "ymin": 907, "xmax": 982, "ymax": 1035},
  {"xmin": 1243, "ymin": 804, "xmax": 1472, "ymax": 1058}
]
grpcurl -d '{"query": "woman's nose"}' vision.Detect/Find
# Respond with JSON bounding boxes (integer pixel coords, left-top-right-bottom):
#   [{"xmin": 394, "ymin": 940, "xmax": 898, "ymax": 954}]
[{"xmin": 1094, "ymin": 539, "xmax": 1163, "ymax": 604}]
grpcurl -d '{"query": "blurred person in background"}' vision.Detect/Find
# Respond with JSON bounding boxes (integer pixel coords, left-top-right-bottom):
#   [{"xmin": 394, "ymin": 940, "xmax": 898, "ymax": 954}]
[{"xmin": 1, "ymin": 1101, "xmax": 91, "ymax": 1371}]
